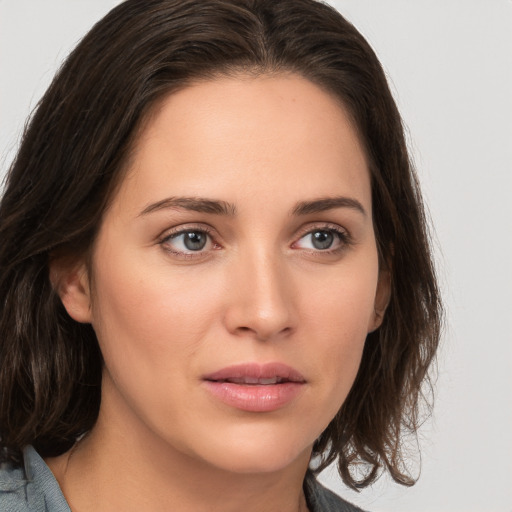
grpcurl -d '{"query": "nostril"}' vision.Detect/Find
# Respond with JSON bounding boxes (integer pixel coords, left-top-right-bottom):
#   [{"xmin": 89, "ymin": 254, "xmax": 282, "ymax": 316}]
[
  {"xmin": 233, "ymin": 324, "xmax": 293, "ymax": 341},
  {"xmin": 222, "ymin": 274, "xmax": 296, "ymax": 340}
]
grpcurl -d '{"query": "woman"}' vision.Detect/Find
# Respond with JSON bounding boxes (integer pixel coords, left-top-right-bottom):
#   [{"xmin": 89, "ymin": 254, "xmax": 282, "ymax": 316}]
[{"xmin": 0, "ymin": 1, "xmax": 442, "ymax": 511}]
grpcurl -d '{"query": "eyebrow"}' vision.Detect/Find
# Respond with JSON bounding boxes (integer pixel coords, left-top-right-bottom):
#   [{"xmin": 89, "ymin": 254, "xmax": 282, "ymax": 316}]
[
  {"xmin": 292, "ymin": 196, "xmax": 367, "ymax": 217},
  {"xmin": 139, "ymin": 195, "xmax": 366, "ymax": 218},
  {"xmin": 140, "ymin": 196, "xmax": 237, "ymax": 216}
]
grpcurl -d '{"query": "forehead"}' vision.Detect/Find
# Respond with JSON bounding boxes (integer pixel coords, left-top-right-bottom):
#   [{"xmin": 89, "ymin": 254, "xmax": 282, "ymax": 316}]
[{"xmin": 116, "ymin": 73, "xmax": 371, "ymax": 215}]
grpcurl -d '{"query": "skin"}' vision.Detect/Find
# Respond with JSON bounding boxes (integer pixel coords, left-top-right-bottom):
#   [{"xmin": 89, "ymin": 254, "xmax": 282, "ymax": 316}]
[{"xmin": 49, "ymin": 73, "xmax": 389, "ymax": 512}]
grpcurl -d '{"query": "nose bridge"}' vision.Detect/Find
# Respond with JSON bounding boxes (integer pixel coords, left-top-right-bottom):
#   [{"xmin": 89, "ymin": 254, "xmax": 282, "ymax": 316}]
[{"xmin": 224, "ymin": 241, "xmax": 295, "ymax": 340}]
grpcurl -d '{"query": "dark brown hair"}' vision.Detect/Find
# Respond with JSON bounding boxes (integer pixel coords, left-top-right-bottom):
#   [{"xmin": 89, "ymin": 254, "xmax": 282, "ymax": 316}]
[{"xmin": 0, "ymin": 0, "xmax": 442, "ymax": 489}]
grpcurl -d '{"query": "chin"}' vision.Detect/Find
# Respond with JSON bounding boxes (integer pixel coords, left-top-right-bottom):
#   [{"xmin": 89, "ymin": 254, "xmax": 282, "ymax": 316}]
[{"xmin": 190, "ymin": 426, "xmax": 314, "ymax": 475}]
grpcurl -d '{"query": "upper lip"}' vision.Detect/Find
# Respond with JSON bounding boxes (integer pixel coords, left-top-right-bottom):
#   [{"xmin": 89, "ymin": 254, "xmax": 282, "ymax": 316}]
[{"xmin": 203, "ymin": 362, "xmax": 306, "ymax": 384}]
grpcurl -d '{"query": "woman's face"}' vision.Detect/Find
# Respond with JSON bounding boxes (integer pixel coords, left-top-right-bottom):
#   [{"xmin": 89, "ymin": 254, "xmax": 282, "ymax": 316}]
[{"xmin": 63, "ymin": 74, "xmax": 388, "ymax": 474}]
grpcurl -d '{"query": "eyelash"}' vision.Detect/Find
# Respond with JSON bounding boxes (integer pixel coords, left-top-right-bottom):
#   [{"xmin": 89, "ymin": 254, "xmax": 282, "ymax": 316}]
[
  {"xmin": 159, "ymin": 225, "xmax": 217, "ymax": 259},
  {"xmin": 158, "ymin": 223, "xmax": 352, "ymax": 259},
  {"xmin": 293, "ymin": 223, "xmax": 353, "ymax": 255}
]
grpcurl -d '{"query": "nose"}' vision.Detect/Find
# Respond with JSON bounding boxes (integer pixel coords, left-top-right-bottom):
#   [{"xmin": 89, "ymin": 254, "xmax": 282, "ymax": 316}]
[{"xmin": 222, "ymin": 249, "xmax": 297, "ymax": 341}]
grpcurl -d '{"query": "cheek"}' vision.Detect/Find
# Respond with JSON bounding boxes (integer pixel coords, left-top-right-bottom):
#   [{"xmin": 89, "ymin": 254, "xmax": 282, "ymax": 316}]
[
  {"xmin": 301, "ymin": 256, "xmax": 379, "ymax": 339},
  {"xmin": 299, "ymin": 258, "xmax": 378, "ymax": 401},
  {"xmin": 88, "ymin": 244, "xmax": 226, "ymax": 385}
]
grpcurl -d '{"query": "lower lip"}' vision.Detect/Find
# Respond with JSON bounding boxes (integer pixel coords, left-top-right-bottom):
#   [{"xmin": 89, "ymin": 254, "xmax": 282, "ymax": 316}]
[{"xmin": 202, "ymin": 381, "xmax": 304, "ymax": 412}]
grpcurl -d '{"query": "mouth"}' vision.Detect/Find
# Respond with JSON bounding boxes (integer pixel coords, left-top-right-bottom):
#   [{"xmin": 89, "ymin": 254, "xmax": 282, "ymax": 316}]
[
  {"xmin": 209, "ymin": 376, "xmax": 292, "ymax": 385},
  {"xmin": 203, "ymin": 362, "xmax": 306, "ymax": 385},
  {"xmin": 202, "ymin": 363, "xmax": 306, "ymax": 412}
]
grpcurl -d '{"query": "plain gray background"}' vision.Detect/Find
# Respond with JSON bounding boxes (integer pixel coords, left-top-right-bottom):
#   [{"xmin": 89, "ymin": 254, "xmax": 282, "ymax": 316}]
[{"xmin": 1, "ymin": 1, "xmax": 511, "ymax": 511}]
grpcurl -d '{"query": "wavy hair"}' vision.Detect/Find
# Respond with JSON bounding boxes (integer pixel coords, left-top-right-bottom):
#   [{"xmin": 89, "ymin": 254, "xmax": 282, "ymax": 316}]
[{"xmin": 0, "ymin": 0, "xmax": 442, "ymax": 489}]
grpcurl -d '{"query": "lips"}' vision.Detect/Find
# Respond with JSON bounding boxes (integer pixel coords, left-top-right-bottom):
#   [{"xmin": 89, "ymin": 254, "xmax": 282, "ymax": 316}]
[
  {"xmin": 202, "ymin": 363, "xmax": 306, "ymax": 412},
  {"xmin": 204, "ymin": 362, "xmax": 305, "ymax": 384}
]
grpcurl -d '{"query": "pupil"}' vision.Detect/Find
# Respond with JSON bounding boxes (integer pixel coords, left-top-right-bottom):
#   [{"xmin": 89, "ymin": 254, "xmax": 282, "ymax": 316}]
[
  {"xmin": 184, "ymin": 232, "xmax": 207, "ymax": 251},
  {"xmin": 312, "ymin": 230, "xmax": 334, "ymax": 250}
]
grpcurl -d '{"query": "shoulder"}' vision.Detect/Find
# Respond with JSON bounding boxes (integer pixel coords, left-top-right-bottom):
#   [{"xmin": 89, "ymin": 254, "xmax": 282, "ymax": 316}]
[
  {"xmin": 304, "ymin": 472, "xmax": 369, "ymax": 512},
  {"xmin": 0, "ymin": 446, "xmax": 70, "ymax": 512},
  {"xmin": 0, "ymin": 458, "xmax": 33, "ymax": 511}
]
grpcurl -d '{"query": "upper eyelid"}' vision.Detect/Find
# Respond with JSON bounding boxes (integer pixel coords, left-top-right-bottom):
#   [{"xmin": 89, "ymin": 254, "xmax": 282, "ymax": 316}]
[
  {"xmin": 158, "ymin": 224, "xmax": 216, "ymax": 241},
  {"xmin": 156, "ymin": 221, "xmax": 350, "ymax": 246},
  {"xmin": 294, "ymin": 222, "xmax": 349, "ymax": 238}
]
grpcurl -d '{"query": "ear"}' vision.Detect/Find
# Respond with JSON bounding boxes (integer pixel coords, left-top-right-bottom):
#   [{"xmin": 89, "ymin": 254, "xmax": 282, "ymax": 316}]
[
  {"xmin": 50, "ymin": 259, "xmax": 93, "ymax": 324},
  {"xmin": 368, "ymin": 268, "xmax": 391, "ymax": 333}
]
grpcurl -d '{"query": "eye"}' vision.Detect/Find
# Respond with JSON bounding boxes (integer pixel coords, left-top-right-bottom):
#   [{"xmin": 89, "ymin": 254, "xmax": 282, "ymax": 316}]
[
  {"xmin": 161, "ymin": 229, "xmax": 214, "ymax": 254},
  {"xmin": 294, "ymin": 227, "xmax": 349, "ymax": 252}
]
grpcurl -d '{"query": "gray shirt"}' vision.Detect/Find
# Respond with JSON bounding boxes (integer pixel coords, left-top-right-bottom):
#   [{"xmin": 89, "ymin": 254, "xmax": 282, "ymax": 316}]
[{"xmin": 0, "ymin": 446, "xmax": 366, "ymax": 512}]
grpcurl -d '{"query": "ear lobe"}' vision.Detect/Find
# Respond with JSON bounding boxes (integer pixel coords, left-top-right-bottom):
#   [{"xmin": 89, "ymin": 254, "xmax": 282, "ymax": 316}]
[
  {"xmin": 368, "ymin": 269, "xmax": 391, "ymax": 333},
  {"xmin": 50, "ymin": 261, "xmax": 92, "ymax": 324}
]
